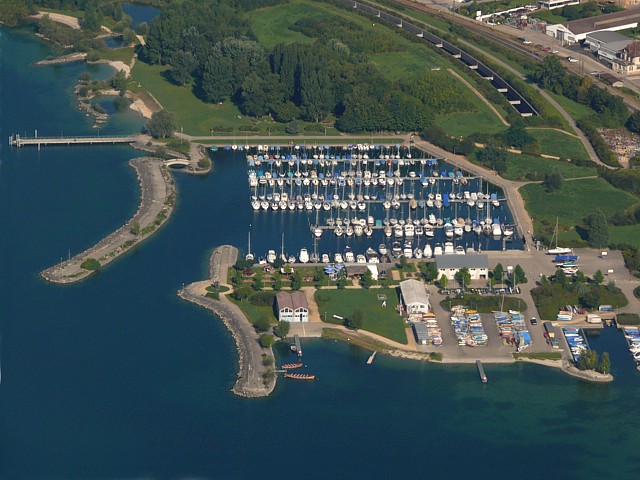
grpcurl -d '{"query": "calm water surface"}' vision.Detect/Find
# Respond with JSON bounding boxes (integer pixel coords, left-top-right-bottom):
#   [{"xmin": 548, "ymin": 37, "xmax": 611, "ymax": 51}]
[{"xmin": 1, "ymin": 27, "xmax": 640, "ymax": 480}]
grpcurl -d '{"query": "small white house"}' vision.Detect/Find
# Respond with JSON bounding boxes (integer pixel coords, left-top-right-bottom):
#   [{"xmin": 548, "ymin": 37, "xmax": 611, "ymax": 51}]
[
  {"xmin": 399, "ymin": 279, "xmax": 430, "ymax": 315},
  {"xmin": 275, "ymin": 291, "xmax": 309, "ymax": 322}
]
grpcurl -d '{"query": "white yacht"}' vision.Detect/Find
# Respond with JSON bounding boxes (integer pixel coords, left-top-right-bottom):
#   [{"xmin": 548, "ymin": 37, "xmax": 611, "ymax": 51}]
[
  {"xmin": 379, "ymin": 244, "xmax": 388, "ymax": 256},
  {"xmin": 444, "ymin": 242, "xmax": 455, "ymax": 255},
  {"xmin": 424, "ymin": 244, "xmax": 433, "ymax": 258},
  {"xmin": 433, "ymin": 243, "xmax": 443, "ymax": 256},
  {"xmin": 344, "ymin": 247, "xmax": 355, "ymax": 263},
  {"xmin": 334, "ymin": 253, "xmax": 344, "ymax": 264},
  {"xmin": 267, "ymin": 250, "xmax": 277, "ymax": 263},
  {"xmin": 321, "ymin": 253, "xmax": 330, "ymax": 263},
  {"xmin": 299, "ymin": 248, "xmax": 309, "ymax": 263},
  {"xmin": 356, "ymin": 254, "xmax": 367, "ymax": 264},
  {"xmin": 403, "ymin": 243, "xmax": 413, "ymax": 259}
]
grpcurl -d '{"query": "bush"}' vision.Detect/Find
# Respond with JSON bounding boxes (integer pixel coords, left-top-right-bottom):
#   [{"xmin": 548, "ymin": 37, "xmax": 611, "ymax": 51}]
[
  {"xmin": 259, "ymin": 334, "xmax": 274, "ymax": 348},
  {"xmin": 249, "ymin": 292, "xmax": 276, "ymax": 307},
  {"xmin": 80, "ymin": 258, "xmax": 100, "ymax": 271},
  {"xmin": 618, "ymin": 313, "xmax": 640, "ymax": 325}
]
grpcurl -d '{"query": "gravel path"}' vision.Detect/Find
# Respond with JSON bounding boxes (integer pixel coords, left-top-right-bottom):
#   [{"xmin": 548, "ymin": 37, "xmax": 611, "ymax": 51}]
[{"xmin": 41, "ymin": 158, "xmax": 175, "ymax": 283}]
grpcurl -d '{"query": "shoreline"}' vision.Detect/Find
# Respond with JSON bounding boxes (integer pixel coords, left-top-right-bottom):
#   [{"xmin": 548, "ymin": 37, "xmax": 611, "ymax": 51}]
[
  {"xmin": 40, "ymin": 157, "xmax": 175, "ymax": 283},
  {"xmin": 178, "ymin": 246, "xmax": 276, "ymax": 398}
]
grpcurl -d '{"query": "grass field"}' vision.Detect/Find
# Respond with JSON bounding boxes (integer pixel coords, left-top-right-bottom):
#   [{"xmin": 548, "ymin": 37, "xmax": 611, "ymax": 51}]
[
  {"xmin": 98, "ymin": 46, "xmax": 135, "ymax": 64},
  {"xmin": 246, "ymin": 1, "xmax": 323, "ymax": 49},
  {"xmin": 548, "ymin": 92, "xmax": 594, "ymax": 122},
  {"xmin": 231, "ymin": 298, "xmax": 278, "ymax": 325},
  {"xmin": 314, "ymin": 289, "xmax": 407, "ymax": 344},
  {"xmin": 499, "ymin": 152, "xmax": 597, "ymax": 181},
  {"xmin": 609, "ymin": 224, "xmax": 640, "ymax": 248},
  {"xmin": 440, "ymin": 294, "xmax": 527, "ymax": 313},
  {"xmin": 520, "ymin": 178, "xmax": 639, "ymax": 240},
  {"xmin": 435, "ymin": 89, "xmax": 508, "ymax": 137},
  {"xmin": 531, "ymin": 284, "xmax": 628, "ymax": 320},
  {"xmin": 527, "ymin": 128, "xmax": 590, "ymax": 160}
]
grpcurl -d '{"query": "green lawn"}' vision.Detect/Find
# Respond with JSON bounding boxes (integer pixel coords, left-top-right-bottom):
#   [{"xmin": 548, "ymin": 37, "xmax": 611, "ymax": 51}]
[
  {"xmin": 230, "ymin": 298, "xmax": 278, "ymax": 325},
  {"xmin": 548, "ymin": 92, "xmax": 593, "ymax": 122},
  {"xmin": 435, "ymin": 88, "xmax": 508, "ymax": 137},
  {"xmin": 246, "ymin": 1, "xmax": 322, "ymax": 49},
  {"xmin": 527, "ymin": 128, "xmax": 590, "ymax": 161},
  {"xmin": 496, "ymin": 152, "xmax": 597, "ymax": 181},
  {"xmin": 315, "ymin": 289, "xmax": 407, "ymax": 344},
  {"xmin": 609, "ymin": 224, "xmax": 640, "ymax": 248},
  {"xmin": 98, "ymin": 46, "xmax": 135, "ymax": 64},
  {"xmin": 441, "ymin": 294, "xmax": 527, "ymax": 313},
  {"xmin": 369, "ymin": 44, "xmax": 444, "ymax": 80},
  {"xmin": 531, "ymin": 284, "xmax": 628, "ymax": 320},
  {"xmin": 520, "ymin": 178, "xmax": 639, "ymax": 240}
]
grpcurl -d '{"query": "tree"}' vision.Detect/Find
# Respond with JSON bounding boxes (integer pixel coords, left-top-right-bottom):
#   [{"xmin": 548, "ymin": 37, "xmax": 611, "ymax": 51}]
[
  {"xmin": 477, "ymin": 144, "xmax": 507, "ymax": 174},
  {"xmin": 111, "ymin": 69, "xmax": 128, "ymax": 93},
  {"xmin": 493, "ymin": 263, "xmax": 505, "ymax": 286},
  {"xmin": 231, "ymin": 286, "xmax": 252, "ymax": 302},
  {"xmin": 580, "ymin": 287, "xmax": 601, "ymax": 309},
  {"xmin": 454, "ymin": 267, "xmax": 471, "ymax": 288},
  {"xmin": 584, "ymin": 211, "xmax": 609, "ymax": 248},
  {"xmin": 438, "ymin": 274, "xmax": 449, "ymax": 288},
  {"xmin": 291, "ymin": 271, "xmax": 302, "ymax": 291},
  {"xmin": 123, "ymin": 27, "xmax": 136, "ymax": 45},
  {"xmin": 544, "ymin": 168, "xmax": 564, "ymax": 192},
  {"xmin": 577, "ymin": 351, "xmax": 591, "ymax": 370},
  {"xmin": 272, "ymin": 273, "xmax": 282, "ymax": 291},
  {"xmin": 253, "ymin": 273, "xmax": 264, "ymax": 291},
  {"xmin": 275, "ymin": 321, "xmax": 290, "ymax": 339},
  {"xmin": 421, "ymin": 262, "xmax": 438, "ymax": 283},
  {"xmin": 80, "ymin": 258, "xmax": 101, "ymax": 271},
  {"xmin": 146, "ymin": 110, "xmax": 177, "ymax": 139},
  {"xmin": 360, "ymin": 268, "xmax": 373, "ymax": 288},
  {"xmin": 259, "ymin": 334, "xmax": 274, "ymax": 348},
  {"xmin": 532, "ymin": 55, "xmax": 566, "ymax": 91},
  {"xmin": 170, "ymin": 50, "xmax": 197, "ymax": 86},
  {"xmin": 598, "ymin": 352, "xmax": 611, "ymax": 374},
  {"xmin": 554, "ymin": 268, "xmax": 567, "ymax": 287},
  {"xmin": 513, "ymin": 264, "xmax": 527, "ymax": 285},
  {"xmin": 501, "ymin": 122, "xmax": 536, "ymax": 149},
  {"xmin": 254, "ymin": 315, "xmax": 271, "ymax": 333},
  {"xmin": 285, "ymin": 120, "xmax": 300, "ymax": 135},
  {"xmin": 135, "ymin": 22, "xmax": 149, "ymax": 36},
  {"xmin": 130, "ymin": 220, "xmax": 140, "ymax": 236},
  {"xmin": 347, "ymin": 309, "xmax": 363, "ymax": 330},
  {"xmin": 201, "ymin": 53, "xmax": 234, "ymax": 103}
]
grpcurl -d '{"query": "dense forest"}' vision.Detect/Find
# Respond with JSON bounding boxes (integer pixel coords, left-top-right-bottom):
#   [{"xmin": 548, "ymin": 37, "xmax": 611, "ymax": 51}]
[{"xmin": 141, "ymin": 0, "xmax": 474, "ymax": 132}]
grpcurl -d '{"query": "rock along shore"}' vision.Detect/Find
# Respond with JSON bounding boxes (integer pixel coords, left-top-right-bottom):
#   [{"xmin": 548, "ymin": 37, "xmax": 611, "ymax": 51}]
[
  {"xmin": 178, "ymin": 246, "xmax": 276, "ymax": 398},
  {"xmin": 41, "ymin": 157, "xmax": 175, "ymax": 283}
]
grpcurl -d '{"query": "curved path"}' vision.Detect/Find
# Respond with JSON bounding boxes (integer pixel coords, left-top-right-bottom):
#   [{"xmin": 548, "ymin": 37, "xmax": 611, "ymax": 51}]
[
  {"xmin": 447, "ymin": 68, "xmax": 509, "ymax": 127},
  {"xmin": 178, "ymin": 246, "xmax": 276, "ymax": 398},
  {"xmin": 41, "ymin": 158, "xmax": 175, "ymax": 283}
]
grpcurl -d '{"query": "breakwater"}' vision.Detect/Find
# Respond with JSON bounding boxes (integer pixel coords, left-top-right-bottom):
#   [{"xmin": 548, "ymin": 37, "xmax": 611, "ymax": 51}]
[
  {"xmin": 178, "ymin": 246, "xmax": 276, "ymax": 398},
  {"xmin": 41, "ymin": 157, "xmax": 175, "ymax": 283}
]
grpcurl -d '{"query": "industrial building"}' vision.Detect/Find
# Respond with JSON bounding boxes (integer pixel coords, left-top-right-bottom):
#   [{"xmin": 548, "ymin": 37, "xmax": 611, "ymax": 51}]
[
  {"xmin": 399, "ymin": 279, "xmax": 430, "ymax": 315},
  {"xmin": 546, "ymin": 7, "xmax": 640, "ymax": 44},
  {"xmin": 275, "ymin": 291, "xmax": 309, "ymax": 322},
  {"xmin": 436, "ymin": 254, "xmax": 489, "ymax": 282}
]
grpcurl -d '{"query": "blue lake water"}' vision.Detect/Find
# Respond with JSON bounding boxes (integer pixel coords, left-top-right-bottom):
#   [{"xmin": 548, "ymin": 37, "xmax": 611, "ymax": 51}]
[
  {"xmin": 122, "ymin": 3, "xmax": 161, "ymax": 27},
  {"xmin": 1, "ymin": 25, "xmax": 640, "ymax": 480}
]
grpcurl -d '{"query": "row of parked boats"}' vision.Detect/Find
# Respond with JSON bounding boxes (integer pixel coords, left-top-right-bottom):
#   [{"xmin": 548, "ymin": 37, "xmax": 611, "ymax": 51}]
[
  {"xmin": 450, "ymin": 306, "xmax": 488, "ymax": 347},
  {"xmin": 623, "ymin": 327, "xmax": 640, "ymax": 363},
  {"xmin": 262, "ymin": 240, "xmax": 477, "ymax": 265},
  {"xmin": 495, "ymin": 311, "xmax": 530, "ymax": 352},
  {"xmin": 562, "ymin": 327, "xmax": 589, "ymax": 362}
]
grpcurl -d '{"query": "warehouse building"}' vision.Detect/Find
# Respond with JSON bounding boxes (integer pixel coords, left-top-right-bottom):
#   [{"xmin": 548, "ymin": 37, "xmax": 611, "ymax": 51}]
[
  {"xmin": 399, "ymin": 279, "xmax": 430, "ymax": 315},
  {"xmin": 275, "ymin": 291, "xmax": 309, "ymax": 322}
]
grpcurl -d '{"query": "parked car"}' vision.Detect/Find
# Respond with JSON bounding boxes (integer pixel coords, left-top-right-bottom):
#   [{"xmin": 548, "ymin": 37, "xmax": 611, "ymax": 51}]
[
  {"xmin": 566, "ymin": 56, "xmax": 578, "ymax": 63},
  {"xmin": 530, "ymin": 317, "xmax": 538, "ymax": 325}
]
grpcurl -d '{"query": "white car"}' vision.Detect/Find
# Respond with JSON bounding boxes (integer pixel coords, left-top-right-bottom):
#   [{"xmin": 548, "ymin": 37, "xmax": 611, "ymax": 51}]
[{"xmin": 566, "ymin": 56, "xmax": 578, "ymax": 63}]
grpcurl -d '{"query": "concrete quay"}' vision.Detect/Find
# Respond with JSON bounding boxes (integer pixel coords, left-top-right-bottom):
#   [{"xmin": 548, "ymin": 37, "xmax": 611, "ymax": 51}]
[
  {"xmin": 179, "ymin": 246, "xmax": 276, "ymax": 398},
  {"xmin": 41, "ymin": 157, "xmax": 175, "ymax": 283}
]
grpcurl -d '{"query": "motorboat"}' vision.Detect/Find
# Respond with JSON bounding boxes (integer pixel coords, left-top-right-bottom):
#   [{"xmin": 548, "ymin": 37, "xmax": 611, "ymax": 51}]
[
  {"xmin": 321, "ymin": 254, "xmax": 330, "ymax": 263},
  {"xmin": 444, "ymin": 242, "xmax": 454, "ymax": 255},
  {"xmin": 434, "ymin": 243, "xmax": 443, "ymax": 256},
  {"xmin": 356, "ymin": 254, "xmax": 367, "ymax": 264},
  {"xmin": 267, "ymin": 250, "xmax": 277, "ymax": 263},
  {"xmin": 414, "ymin": 248, "xmax": 423, "ymax": 259},
  {"xmin": 424, "ymin": 244, "xmax": 433, "ymax": 258},
  {"xmin": 391, "ymin": 241, "xmax": 402, "ymax": 258},
  {"xmin": 379, "ymin": 244, "xmax": 388, "ymax": 256},
  {"xmin": 334, "ymin": 253, "xmax": 344, "ymax": 263},
  {"xmin": 403, "ymin": 243, "xmax": 413, "ymax": 258},
  {"xmin": 345, "ymin": 247, "xmax": 355, "ymax": 263},
  {"xmin": 299, "ymin": 248, "xmax": 309, "ymax": 263},
  {"xmin": 454, "ymin": 245, "xmax": 465, "ymax": 255}
]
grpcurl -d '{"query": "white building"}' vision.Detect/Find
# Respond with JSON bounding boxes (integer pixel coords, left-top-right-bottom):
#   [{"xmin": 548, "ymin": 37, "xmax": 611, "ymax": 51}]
[
  {"xmin": 585, "ymin": 31, "xmax": 634, "ymax": 63},
  {"xmin": 537, "ymin": 0, "xmax": 579, "ymax": 11},
  {"xmin": 399, "ymin": 279, "xmax": 430, "ymax": 315},
  {"xmin": 275, "ymin": 291, "xmax": 309, "ymax": 322},
  {"xmin": 546, "ymin": 7, "xmax": 640, "ymax": 44},
  {"xmin": 436, "ymin": 254, "xmax": 489, "ymax": 282}
]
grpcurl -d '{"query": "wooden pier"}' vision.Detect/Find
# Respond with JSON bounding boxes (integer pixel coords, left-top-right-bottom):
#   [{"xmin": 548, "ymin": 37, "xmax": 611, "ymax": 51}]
[
  {"xmin": 476, "ymin": 360, "xmax": 488, "ymax": 383},
  {"xmin": 294, "ymin": 334, "xmax": 302, "ymax": 357},
  {"xmin": 9, "ymin": 133, "xmax": 141, "ymax": 148}
]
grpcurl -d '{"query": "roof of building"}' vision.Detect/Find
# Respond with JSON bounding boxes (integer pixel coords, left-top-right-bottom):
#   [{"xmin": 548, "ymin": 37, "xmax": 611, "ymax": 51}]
[
  {"xmin": 436, "ymin": 254, "xmax": 489, "ymax": 270},
  {"xmin": 624, "ymin": 40, "xmax": 640, "ymax": 58},
  {"xmin": 564, "ymin": 7, "xmax": 640, "ymax": 35},
  {"xmin": 585, "ymin": 31, "xmax": 630, "ymax": 44},
  {"xmin": 412, "ymin": 322, "xmax": 430, "ymax": 341},
  {"xmin": 345, "ymin": 265, "xmax": 369, "ymax": 276},
  {"xmin": 600, "ymin": 73, "xmax": 623, "ymax": 85},
  {"xmin": 276, "ymin": 291, "xmax": 308, "ymax": 311},
  {"xmin": 399, "ymin": 279, "xmax": 430, "ymax": 306}
]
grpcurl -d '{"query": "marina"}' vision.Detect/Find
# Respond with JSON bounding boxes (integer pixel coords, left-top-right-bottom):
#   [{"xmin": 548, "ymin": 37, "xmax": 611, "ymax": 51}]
[
  {"xmin": 562, "ymin": 327, "xmax": 590, "ymax": 362},
  {"xmin": 218, "ymin": 144, "xmax": 522, "ymax": 263},
  {"xmin": 622, "ymin": 327, "xmax": 640, "ymax": 366}
]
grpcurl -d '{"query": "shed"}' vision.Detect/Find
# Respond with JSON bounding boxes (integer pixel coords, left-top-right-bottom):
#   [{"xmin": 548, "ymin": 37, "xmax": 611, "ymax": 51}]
[
  {"xmin": 436, "ymin": 254, "xmax": 489, "ymax": 281},
  {"xmin": 399, "ymin": 279, "xmax": 430, "ymax": 315},
  {"xmin": 275, "ymin": 291, "xmax": 309, "ymax": 322},
  {"xmin": 412, "ymin": 322, "xmax": 430, "ymax": 345}
]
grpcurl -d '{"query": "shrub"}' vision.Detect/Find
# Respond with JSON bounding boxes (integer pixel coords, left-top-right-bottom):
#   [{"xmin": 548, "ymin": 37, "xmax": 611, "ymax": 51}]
[
  {"xmin": 249, "ymin": 292, "xmax": 276, "ymax": 307},
  {"xmin": 80, "ymin": 258, "xmax": 100, "ymax": 271}
]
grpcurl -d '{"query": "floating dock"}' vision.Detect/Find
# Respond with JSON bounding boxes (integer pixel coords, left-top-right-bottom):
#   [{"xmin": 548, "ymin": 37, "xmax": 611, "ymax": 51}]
[
  {"xmin": 367, "ymin": 351, "xmax": 377, "ymax": 365},
  {"xmin": 476, "ymin": 360, "xmax": 488, "ymax": 383},
  {"xmin": 294, "ymin": 334, "xmax": 302, "ymax": 357}
]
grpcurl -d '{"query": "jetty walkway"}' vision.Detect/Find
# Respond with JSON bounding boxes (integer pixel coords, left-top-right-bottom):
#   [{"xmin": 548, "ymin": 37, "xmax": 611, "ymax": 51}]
[
  {"xmin": 9, "ymin": 133, "xmax": 142, "ymax": 148},
  {"xmin": 178, "ymin": 246, "xmax": 276, "ymax": 398},
  {"xmin": 41, "ymin": 157, "xmax": 175, "ymax": 283}
]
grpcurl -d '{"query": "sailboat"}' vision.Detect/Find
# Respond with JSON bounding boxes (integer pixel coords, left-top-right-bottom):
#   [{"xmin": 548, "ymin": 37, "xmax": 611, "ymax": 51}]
[{"xmin": 548, "ymin": 217, "xmax": 573, "ymax": 255}]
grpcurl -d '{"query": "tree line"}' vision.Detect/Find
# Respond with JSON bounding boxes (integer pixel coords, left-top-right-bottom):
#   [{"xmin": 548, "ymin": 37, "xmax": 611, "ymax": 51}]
[{"xmin": 140, "ymin": 0, "xmax": 474, "ymax": 132}]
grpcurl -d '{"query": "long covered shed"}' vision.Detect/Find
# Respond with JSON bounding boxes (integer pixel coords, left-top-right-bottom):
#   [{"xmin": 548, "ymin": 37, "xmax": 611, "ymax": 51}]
[{"xmin": 399, "ymin": 279, "xmax": 430, "ymax": 315}]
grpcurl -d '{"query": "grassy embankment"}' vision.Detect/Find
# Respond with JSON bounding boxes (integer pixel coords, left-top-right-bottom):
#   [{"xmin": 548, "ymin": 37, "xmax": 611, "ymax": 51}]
[
  {"xmin": 520, "ymin": 178, "xmax": 639, "ymax": 244},
  {"xmin": 440, "ymin": 294, "xmax": 527, "ymax": 313},
  {"xmin": 531, "ymin": 284, "xmax": 628, "ymax": 320},
  {"xmin": 526, "ymin": 129, "xmax": 590, "ymax": 160},
  {"xmin": 315, "ymin": 289, "xmax": 408, "ymax": 344}
]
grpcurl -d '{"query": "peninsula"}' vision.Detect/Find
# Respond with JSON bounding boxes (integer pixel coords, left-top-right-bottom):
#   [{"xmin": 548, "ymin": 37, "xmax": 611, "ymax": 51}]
[{"xmin": 41, "ymin": 157, "xmax": 175, "ymax": 283}]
